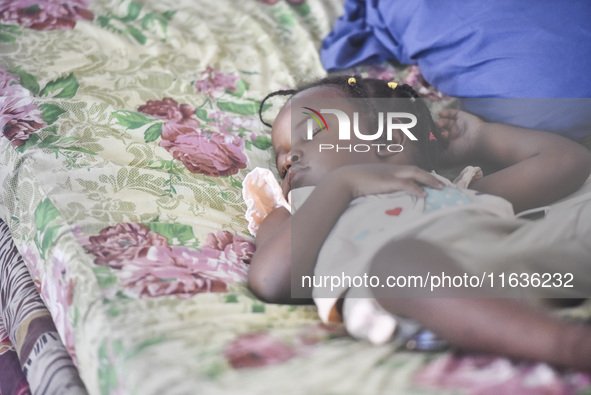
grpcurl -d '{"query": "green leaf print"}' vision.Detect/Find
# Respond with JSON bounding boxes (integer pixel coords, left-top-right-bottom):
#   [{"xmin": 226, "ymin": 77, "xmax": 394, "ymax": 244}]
[
  {"xmin": 0, "ymin": 24, "xmax": 22, "ymax": 43},
  {"xmin": 34, "ymin": 198, "xmax": 60, "ymax": 232},
  {"xmin": 59, "ymin": 137, "xmax": 77, "ymax": 144},
  {"xmin": 252, "ymin": 304, "xmax": 265, "ymax": 313},
  {"xmin": 126, "ymin": 25, "xmax": 147, "ymax": 45},
  {"xmin": 161, "ymin": 10, "xmax": 176, "ymax": 21},
  {"xmin": 98, "ymin": 342, "xmax": 119, "ymax": 395},
  {"xmin": 0, "ymin": 32, "xmax": 15, "ymax": 42},
  {"xmin": 112, "ymin": 111, "xmax": 153, "ymax": 129},
  {"xmin": 96, "ymin": 15, "xmax": 109, "ymax": 28},
  {"xmin": 9, "ymin": 66, "xmax": 39, "ymax": 94},
  {"xmin": 141, "ymin": 13, "xmax": 169, "ymax": 39},
  {"xmin": 230, "ymin": 178, "xmax": 243, "ymax": 189},
  {"xmin": 227, "ymin": 79, "xmax": 248, "ymax": 98},
  {"xmin": 117, "ymin": 1, "xmax": 142, "ymax": 22},
  {"xmin": 291, "ymin": 3, "xmax": 311, "ymax": 17},
  {"xmin": 39, "ymin": 73, "xmax": 79, "ymax": 99},
  {"xmin": 16, "ymin": 134, "xmax": 40, "ymax": 153},
  {"xmin": 39, "ymin": 103, "xmax": 66, "ymax": 125},
  {"xmin": 40, "ymin": 225, "xmax": 61, "ymax": 256},
  {"xmin": 93, "ymin": 266, "xmax": 118, "ymax": 289},
  {"xmin": 144, "ymin": 222, "xmax": 199, "ymax": 247},
  {"xmin": 97, "ymin": 5, "xmax": 175, "ymax": 46},
  {"xmin": 217, "ymin": 100, "xmax": 258, "ymax": 115},
  {"xmin": 251, "ymin": 136, "xmax": 272, "ymax": 151},
  {"xmin": 224, "ymin": 294, "xmax": 239, "ymax": 303},
  {"xmin": 195, "ymin": 108, "xmax": 208, "ymax": 121},
  {"xmin": 143, "ymin": 122, "xmax": 163, "ymax": 143},
  {"xmin": 277, "ymin": 10, "xmax": 296, "ymax": 27},
  {"xmin": 127, "ymin": 336, "xmax": 165, "ymax": 360},
  {"xmin": 38, "ymin": 134, "xmax": 60, "ymax": 148}
]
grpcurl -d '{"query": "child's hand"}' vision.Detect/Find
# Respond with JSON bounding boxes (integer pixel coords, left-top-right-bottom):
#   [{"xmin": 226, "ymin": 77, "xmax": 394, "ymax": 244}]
[
  {"xmin": 333, "ymin": 163, "xmax": 445, "ymax": 200},
  {"xmin": 436, "ymin": 109, "xmax": 484, "ymax": 167}
]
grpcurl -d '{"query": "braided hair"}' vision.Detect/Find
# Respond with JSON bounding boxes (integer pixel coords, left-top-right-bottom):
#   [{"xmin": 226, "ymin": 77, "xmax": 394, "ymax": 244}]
[{"xmin": 258, "ymin": 75, "xmax": 444, "ymax": 171}]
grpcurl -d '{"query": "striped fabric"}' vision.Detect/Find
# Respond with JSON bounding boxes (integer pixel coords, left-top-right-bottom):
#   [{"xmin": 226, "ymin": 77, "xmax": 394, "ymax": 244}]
[
  {"xmin": 0, "ymin": 220, "xmax": 86, "ymax": 395},
  {"xmin": 0, "ymin": 315, "xmax": 29, "ymax": 395}
]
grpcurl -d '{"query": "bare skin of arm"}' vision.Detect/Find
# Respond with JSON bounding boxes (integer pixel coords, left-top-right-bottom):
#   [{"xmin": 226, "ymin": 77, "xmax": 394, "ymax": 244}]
[
  {"xmin": 248, "ymin": 165, "xmax": 444, "ymax": 304},
  {"xmin": 437, "ymin": 109, "xmax": 591, "ymax": 213},
  {"xmin": 370, "ymin": 239, "xmax": 591, "ymax": 372},
  {"xmin": 248, "ymin": 178, "xmax": 350, "ymax": 305}
]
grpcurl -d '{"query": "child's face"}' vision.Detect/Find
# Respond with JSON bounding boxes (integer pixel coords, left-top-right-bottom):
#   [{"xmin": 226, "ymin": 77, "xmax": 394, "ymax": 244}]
[{"xmin": 271, "ymin": 86, "xmax": 385, "ymax": 191}]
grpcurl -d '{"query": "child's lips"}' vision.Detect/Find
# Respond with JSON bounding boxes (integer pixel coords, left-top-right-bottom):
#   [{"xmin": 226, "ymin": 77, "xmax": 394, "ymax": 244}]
[{"xmin": 288, "ymin": 165, "xmax": 308, "ymax": 188}]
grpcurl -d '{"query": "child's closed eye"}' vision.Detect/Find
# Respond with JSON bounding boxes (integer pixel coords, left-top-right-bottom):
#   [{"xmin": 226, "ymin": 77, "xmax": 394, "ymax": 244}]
[{"xmin": 307, "ymin": 127, "xmax": 323, "ymax": 140}]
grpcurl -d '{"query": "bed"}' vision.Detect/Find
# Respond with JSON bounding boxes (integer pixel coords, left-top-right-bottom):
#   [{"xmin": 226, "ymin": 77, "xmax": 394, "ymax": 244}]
[{"xmin": 1, "ymin": 1, "xmax": 591, "ymax": 394}]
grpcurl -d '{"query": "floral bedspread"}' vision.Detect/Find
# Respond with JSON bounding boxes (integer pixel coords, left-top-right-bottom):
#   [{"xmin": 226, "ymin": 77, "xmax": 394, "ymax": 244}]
[{"xmin": 1, "ymin": 0, "xmax": 591, "ymax": 394}]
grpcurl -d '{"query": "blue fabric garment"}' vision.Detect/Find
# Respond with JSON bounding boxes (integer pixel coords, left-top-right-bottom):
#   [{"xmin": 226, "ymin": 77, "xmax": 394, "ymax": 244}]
[{"xmin": 321, "ymin": 0, "xmax": 591, "ymax": 140}]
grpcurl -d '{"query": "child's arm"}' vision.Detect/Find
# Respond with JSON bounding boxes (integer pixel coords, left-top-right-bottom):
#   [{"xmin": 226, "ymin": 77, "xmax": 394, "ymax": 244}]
[
  {"xmin": 248, "ymin": 176, "xmax": 351, "ymax": 304},
  {"xmin": 437, "ymin": 109, "xmax": 591, "ymax": 213},
  {"xmin": 248, "ymin": 164, "xmax": 444, "ymax": 304},
  {"xmin": 370, "ymin": 238, "xmax": 591, "ymax": 372}
]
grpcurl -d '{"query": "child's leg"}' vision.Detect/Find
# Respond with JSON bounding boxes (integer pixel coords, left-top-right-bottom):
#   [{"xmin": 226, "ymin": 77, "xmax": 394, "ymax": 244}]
[{"xmin": 367, "ymin": 238, "xmax": 591, "ymax": 372}]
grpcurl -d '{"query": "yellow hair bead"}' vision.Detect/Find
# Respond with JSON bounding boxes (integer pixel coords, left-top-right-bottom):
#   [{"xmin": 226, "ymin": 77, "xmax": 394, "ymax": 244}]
[
  {"xmin": 348, "ymin": 77, "xmax": 357, "ymax": 86},
  {"xmin": 387, "ymin": 82, "xmax": 398, "ymax": 90}
]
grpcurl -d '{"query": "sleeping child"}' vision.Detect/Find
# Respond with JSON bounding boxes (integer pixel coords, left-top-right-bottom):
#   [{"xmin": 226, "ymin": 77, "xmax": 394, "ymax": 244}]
[{"xmin": 243, "ymin": 76, "xmax": 591, "ymax": 371}]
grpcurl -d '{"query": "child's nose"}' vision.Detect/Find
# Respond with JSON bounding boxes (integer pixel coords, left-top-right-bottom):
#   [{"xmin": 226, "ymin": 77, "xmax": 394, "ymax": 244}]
[{"xmin": 284, "ymin": 152, "xmax": 300, "ymax": 170}]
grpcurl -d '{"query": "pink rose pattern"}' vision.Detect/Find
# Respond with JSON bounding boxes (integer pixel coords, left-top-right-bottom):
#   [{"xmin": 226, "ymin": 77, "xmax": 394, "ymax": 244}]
[
  {"xmin": 224, "ymin": 324, "xmax": 346, "ymax": 370},
  {"xmin": 414, "ymin": 354, "xmax": 591, "ymax": 395},
  {"xmin": 138, "ymin": 97, "xmax": 200, "ymax": 129},
  {"xmin": 348, "ymin": 63, "xmax": 446, "ymax": 101},
  {"xmin": 350, "ymin": 63, "xmax": 398, "ymax": 82},
  {"xmin": 347, "ymin": 63, "xmax": 446, "ymax": 101},
  {"xmin": 194, "ymin": 66, "xmax": 239, "ymax": 97},
  {"xmin": 0, "ymin": 0, "xmax": 94, "ymax": 31},
  {"xmin": 207, "ymin": 111, "xmax": 260, "ymax": 135},
  {"xmin": 138, "ymin": 97, "xmax": 248, "ymax": 177},
  {"xmin": 224, "ymin": 332, "xmax": 297, "ymax": 369},
  {"xmin": 83, "ymin": 222, "xmax": 169, "ymax": 269},
  {"xmin": 402, "ymin": 65, "xmax": 448, "ymax": 101},
  {"xmin": 160, "ymin": 131, "xmax": 247, "ymax": 177},
  {"xmin": 0, "ymin": 68, "xmax": 46, "ymax": 147},
  {"xmin": 82, "ymin": 223, "xmax": 252, "ymax": 298},
  {"xmin": 205, "ymin": 230, "xmax": 255, "ymax": 264}
]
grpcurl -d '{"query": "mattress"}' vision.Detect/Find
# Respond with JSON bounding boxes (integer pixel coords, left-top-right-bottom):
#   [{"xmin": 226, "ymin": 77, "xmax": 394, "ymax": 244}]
[{"xmin": 1, "ymin": 1, "xmax": 590, "ymax": 394}]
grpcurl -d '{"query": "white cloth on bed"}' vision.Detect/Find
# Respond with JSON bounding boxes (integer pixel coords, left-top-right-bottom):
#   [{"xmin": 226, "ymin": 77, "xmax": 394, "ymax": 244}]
[{"xmin": 243, "ymin": 167, "xmax": 291, "ymax": 237}]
